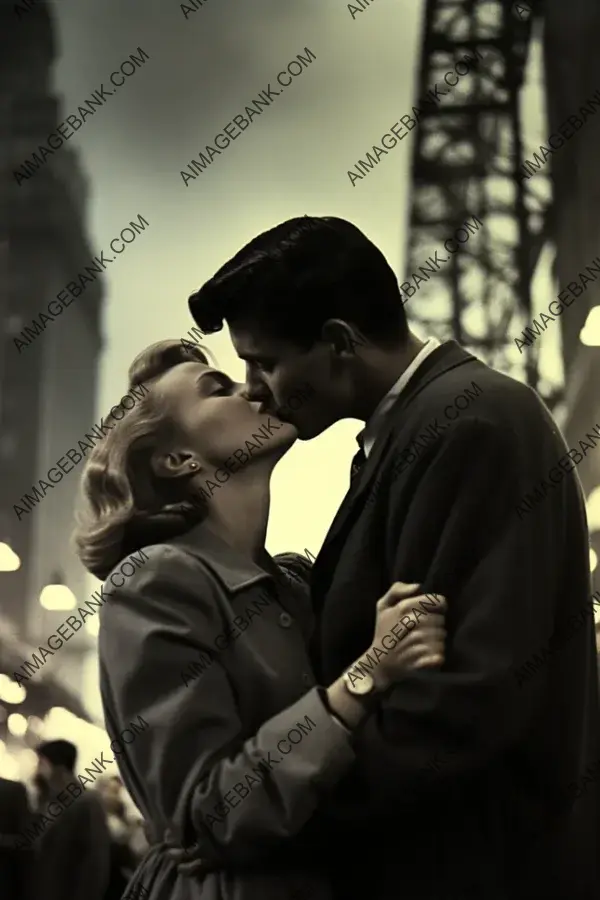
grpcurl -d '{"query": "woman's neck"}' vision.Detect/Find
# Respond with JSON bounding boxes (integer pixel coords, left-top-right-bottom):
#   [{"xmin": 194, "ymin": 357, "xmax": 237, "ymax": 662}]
[{"xmin": 204, "ymin": 476, "xmax": 271, "ymax": 563}]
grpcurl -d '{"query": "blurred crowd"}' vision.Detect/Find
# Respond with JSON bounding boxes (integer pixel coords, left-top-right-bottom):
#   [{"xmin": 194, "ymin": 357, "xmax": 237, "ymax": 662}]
[{"xmin": 0, "ymin": 739, "xmax": 149, "ymax": 900}]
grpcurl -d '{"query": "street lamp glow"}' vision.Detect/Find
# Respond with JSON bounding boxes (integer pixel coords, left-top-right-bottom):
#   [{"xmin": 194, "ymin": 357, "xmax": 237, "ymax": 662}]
[
  {"xmin": 0, "ymin": 543, "xmax": 20, "ymax": 572},
  {"xmin": 40, "ymin": 583, "xmax": 76, "ymax": 610},
  {"xmin": 580, "ymin": 306, "xmax": 600, "ymax": 346},
  {"xmin": 7, "ymin": 713, "xmax": 28, "ymax": 737},
  {"xmin": 587, "ymin": 487, "xmax": 600, "ymax": 533},
  {"xmin": 0, "ymin": 675, "xmax": 26, "ymax": 705},
  {"xmin": 85, "ymin": 616, "xmax": 100, "ymax": 637}
]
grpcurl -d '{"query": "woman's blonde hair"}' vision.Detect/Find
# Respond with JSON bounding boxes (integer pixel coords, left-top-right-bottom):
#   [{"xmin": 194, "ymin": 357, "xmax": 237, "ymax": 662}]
[{"xmin": 73, "ymin": 339, "xmax": 213, "ymax": 580}]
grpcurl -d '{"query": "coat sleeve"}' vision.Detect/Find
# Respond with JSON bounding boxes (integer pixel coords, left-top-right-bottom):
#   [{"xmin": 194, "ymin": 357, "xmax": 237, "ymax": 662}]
[
  {"xmin": 100, "ymin": 546, "xmax": 354, "ymax": 866},
  {"xmin": 332, "ymin": 416, "xmax": 561, "ymax": 816}
]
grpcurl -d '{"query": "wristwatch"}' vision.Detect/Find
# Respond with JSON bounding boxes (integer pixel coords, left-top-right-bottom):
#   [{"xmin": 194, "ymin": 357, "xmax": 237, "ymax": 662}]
[{"xmin": 343, "ymin": 664, "xmax": 375, "ymax": 696}]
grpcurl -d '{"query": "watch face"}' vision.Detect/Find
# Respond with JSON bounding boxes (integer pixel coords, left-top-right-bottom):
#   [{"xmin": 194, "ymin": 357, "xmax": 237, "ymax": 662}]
[{"xmin": 345, "ymin": 670, "xmax": 374, "ymax": 695}]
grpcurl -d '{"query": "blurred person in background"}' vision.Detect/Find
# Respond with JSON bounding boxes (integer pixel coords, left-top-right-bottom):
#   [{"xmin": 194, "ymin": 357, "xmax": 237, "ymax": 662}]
[
  {"xmin": 32, "ymin": 739, "xmax": 111, "ymax": 900},
  {"xmin": 129, "ymin": 814, "xmax": 150, "ymax": 860},
  {"xmin": 97, "ymin": 775, "xmax": 139, "ymax": 900},
  {"xmin": 0, "ymin": 775, "xmax": 33, "ymax": 899}
]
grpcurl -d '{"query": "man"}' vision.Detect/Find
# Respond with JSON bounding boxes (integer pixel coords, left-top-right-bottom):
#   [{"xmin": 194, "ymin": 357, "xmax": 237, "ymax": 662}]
[
  {"xmin": 187, "ymin": 216, "xmax": 599, "ymax": 899},
  {"xmin": 0, "ymin": 776, "xmax": 33, "ymax": 899},
  {"xmin": 31, "ymin": 739, "xmax": 111, "ymax": 900}
]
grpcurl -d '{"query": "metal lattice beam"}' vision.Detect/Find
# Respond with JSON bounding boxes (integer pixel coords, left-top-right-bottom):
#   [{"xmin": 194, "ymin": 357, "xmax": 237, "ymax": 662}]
[{"xmin": 405, "ymin": 0, "xmax": 559, "ymax": 406}]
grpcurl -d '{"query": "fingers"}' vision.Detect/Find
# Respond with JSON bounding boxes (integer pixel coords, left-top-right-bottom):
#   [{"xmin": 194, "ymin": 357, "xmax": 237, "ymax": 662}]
[
  {"xmin": 377, "ymin": 582, "xmax": 421, "ymax": 608},
  {"xmin": 416, "ymin": 652, "xmax": 444, "ymax": 668},
  {"xmin": 177, "ymin": 859, "xmax": 209, "ymax": 875},
  {"xmin": 390, "ymin": 619, "xmax": 446, "ymax": 664},
  {"xmin": 392, "ymin": 592, "xmax": 446, "ymax": 618},
  {"xmin": 378, "ymin": 583, "xmax": 446, "ymax": 612},
  {"xmin": 395, "ymin": 642, "xmax": 445, "ymax": 671},
  {"xmin": 396, "ymin": 621, "xmax": 445, "ymax": 652}
]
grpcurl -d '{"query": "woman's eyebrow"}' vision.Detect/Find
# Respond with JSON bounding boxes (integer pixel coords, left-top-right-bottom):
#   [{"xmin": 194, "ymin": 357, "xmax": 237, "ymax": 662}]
[{"xmin": 195, "ymin": 370, "xmax": 232, "ymax": 389}]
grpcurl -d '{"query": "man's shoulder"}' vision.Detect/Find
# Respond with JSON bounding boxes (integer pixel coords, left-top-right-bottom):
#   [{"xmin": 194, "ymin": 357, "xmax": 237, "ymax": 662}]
[
  {"xmin": 0, "ymin": 777, "xmax": 27, "ymax": 801},
  {"xmin": 400, "ymin": 357, "xmax": 547, "ymax": 440},
  {"xmin": 66, "ymin": 788, "xmax": 108, "ymax": 825}
]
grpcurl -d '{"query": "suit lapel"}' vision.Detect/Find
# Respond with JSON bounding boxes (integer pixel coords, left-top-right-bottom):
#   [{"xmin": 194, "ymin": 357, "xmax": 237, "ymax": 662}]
[{"xmin": 312, "ymin": 341, "xmax": 478, "ymax": 599}]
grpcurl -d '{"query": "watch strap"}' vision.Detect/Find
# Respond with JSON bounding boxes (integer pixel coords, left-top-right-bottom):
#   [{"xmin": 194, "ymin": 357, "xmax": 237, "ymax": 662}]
[{"xmin": 316, "ymin": 686, "xmax": 353, "ymax": 733}]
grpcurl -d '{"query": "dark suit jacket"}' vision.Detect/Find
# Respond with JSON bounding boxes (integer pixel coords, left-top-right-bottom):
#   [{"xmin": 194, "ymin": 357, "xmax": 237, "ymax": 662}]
[
  {"xmin": 98, "ymin": 526, "xmax": 355, "ymax": 900},
  {"xmin": 311, "ymin": 340, "xmax": 600, "ymax": 900},
  {"xmin": 0, "ymin": 778, "xmax": 32, "ymax": 900},
  {"xmin": 33, "ymin": 788, "xmax": 111, "ymax": 900}
]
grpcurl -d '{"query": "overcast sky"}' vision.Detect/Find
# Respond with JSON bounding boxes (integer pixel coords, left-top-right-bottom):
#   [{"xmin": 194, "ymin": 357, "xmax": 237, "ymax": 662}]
[{"xmin": 48, "ymin": 0, "xmax": 553, "ymax": 557}]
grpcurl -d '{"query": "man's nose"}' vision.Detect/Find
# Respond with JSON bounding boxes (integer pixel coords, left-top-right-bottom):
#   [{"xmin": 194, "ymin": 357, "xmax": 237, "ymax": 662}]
[
  {"xmin": 239, "ymin": 381, "xmax": 268, "ymax": 403},
  {"xmin": 240, "ymin": 380, "xmax": 269, "ymax": 403}
]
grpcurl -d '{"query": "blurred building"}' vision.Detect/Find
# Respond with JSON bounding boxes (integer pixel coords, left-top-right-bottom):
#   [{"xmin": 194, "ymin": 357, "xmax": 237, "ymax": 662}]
[
  {"xmin": 0, "ymin": 0, "xmax": 105, "ymax": 748},
  {"xmin": 543, "ymin": 0, "xmax": 600, "ymax": 592}
]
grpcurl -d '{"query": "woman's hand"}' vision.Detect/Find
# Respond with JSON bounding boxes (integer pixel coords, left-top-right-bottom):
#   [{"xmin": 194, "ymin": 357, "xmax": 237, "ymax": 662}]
[
  {"xmin": 164, "ymin": 829, "xmax": 208, "ymax": 876},
  {"xmin": 360, "ymin": 581, "xmax": 446, "ymax": 691}
]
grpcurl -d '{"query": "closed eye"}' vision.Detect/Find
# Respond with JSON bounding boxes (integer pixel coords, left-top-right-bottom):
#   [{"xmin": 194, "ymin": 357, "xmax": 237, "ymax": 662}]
[
  {"xmin": 196, "ymin": 371, "xmax": 235, "ymax": 396},
  {"xmin": 208, "ymin": 372, "xmax": 234, "ymax": 395}
]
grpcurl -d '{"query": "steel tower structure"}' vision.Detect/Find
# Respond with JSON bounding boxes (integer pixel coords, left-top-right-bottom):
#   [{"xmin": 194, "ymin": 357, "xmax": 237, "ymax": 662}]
[{"xmin": 405, "ymin": 0, "xmax": 557, "ymax": 405}]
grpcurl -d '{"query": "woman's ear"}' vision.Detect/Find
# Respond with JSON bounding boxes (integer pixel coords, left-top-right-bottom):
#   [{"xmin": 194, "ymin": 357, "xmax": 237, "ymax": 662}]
[{"xmin": 150, "ymin": 450, "xmax": 202, "ymax": 480}]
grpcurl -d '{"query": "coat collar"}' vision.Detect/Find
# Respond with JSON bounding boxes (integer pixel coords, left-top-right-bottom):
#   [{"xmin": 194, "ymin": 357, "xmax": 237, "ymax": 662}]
[
  {"xmin": 167, "ymin": 522, "xmax": 273, "ymax": 595},
  {"xmin": 311, "ymin": 340, "xmax": 479, "ymax": 598}
]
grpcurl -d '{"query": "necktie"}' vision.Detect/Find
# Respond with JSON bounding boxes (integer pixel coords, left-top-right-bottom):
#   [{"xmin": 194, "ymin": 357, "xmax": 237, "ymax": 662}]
[{"xmin": 350, "ymin": 444, "xmax": 367, "ymax": 483}]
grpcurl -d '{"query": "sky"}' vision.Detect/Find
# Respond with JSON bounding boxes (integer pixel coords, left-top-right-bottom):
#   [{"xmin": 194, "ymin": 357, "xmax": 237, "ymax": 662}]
[{"xmin": 48, "ymin": 0, "xmax": 427, "ymax": 558}]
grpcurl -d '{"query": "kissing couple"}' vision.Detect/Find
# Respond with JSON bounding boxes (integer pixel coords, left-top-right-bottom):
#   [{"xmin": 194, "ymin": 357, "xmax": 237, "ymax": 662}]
[{"xmin": 75, "ymin": 216, "xmax": 599, "ymax": 900}]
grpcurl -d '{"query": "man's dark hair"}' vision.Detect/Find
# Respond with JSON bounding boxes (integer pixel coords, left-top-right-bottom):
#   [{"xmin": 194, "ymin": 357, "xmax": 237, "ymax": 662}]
[
  {"xmin": 36, "ymin": 739, "xmax": 77, "ymax": 772},
  {"xmin": 189, "ymin": 216, "xmax": 409, "ymax": 348}
]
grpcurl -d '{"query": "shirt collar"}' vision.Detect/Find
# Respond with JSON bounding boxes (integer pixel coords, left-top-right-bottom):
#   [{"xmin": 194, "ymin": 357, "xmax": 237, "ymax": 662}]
[
  {"xmin": 168, "ymin": 521, "xmax": 273, "ymax": 594},
  {"xmin": 359, "ymin": 337, "xmax": 442, "ymax": 458}
]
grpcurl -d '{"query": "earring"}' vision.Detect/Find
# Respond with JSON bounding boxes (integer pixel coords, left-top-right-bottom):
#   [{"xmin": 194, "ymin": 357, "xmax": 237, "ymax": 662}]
[{"xmin": 190, "ymin": 462, "xmax": 198, "ymax": 471}]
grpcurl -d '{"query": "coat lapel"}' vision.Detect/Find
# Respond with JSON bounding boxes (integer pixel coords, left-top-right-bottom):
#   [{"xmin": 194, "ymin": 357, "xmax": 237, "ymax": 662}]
[{"xmin": 311, "ymin": 341, "xmax": 478, "ymax": 599}]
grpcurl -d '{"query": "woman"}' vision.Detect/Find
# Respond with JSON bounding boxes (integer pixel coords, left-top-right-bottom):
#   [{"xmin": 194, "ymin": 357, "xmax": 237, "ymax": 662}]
[{"xmin": 74, "ymin": 339, "xmax": 447, "ymax": 900}]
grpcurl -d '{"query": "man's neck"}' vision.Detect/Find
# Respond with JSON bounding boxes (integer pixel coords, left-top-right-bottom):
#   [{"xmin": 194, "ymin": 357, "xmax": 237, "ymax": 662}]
[{"xmin": 353, "ymin": 332, "xmax": 425, "ymax": 422}]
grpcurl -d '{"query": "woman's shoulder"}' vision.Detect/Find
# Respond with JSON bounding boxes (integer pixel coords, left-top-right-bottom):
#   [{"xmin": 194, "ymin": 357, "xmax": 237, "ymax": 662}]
[
  {"xmin": 99, "ymin": 540, "xmax": 224, "ymax": 628},
  {"xmin": 102, "ymin": 541, "xmax": 212, "ymax": 592}
]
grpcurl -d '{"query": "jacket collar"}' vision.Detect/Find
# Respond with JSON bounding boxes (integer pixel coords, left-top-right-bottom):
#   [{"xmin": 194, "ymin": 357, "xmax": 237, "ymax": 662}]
[
  {"xmin": 167, "ymin": 522, "xmax": 273, "ymax": 595},
  {"xmin": 311, "ymin": 340, "xmax": 479, "ymax": 599}
]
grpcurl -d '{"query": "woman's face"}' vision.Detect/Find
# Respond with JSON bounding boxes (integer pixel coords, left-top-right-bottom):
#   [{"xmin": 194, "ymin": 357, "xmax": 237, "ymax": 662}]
[{"xmin": 155, "ymin": 360, "xmax": 297, "ymax": 477}]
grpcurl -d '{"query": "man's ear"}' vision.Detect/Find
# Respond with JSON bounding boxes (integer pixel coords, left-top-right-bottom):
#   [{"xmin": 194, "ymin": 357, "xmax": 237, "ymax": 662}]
[
  {"xmin": 321, "ymin": 319, "xmax": 367, "ymax": 357},
  {"xmin": 150, "ymin": 449, "xmax": 202, "ymax": 480}
]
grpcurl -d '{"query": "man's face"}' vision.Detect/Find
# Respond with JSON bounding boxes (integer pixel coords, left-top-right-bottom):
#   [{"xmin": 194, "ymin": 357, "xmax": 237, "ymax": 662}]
[
  {"xmin": 34, "ymin": 755, "xmax": 53, "ymax": 793},
  {"xmin": 229, "ymin": 322, "xmax": 346, "ymax": 440}
]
